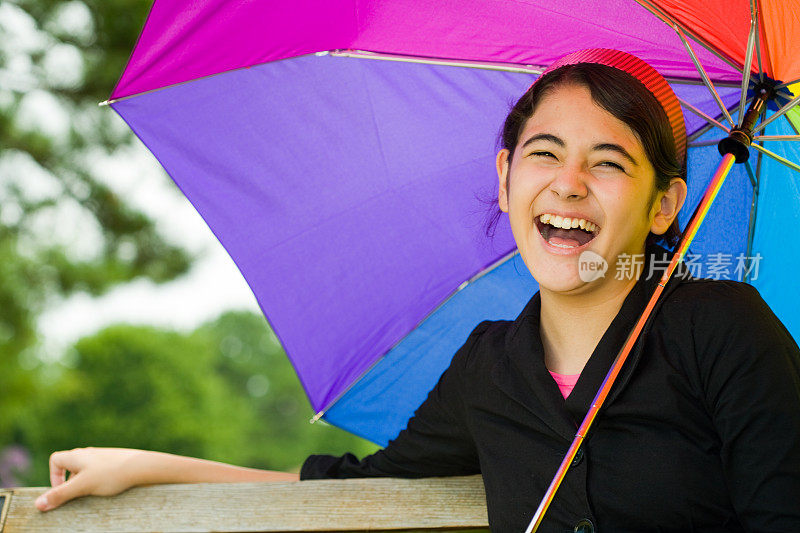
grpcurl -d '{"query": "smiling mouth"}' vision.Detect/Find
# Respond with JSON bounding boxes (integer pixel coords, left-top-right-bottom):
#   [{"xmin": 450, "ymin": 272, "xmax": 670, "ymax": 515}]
[{"xmin": 535, "ymin": 214, "xmax": 601, "ymax": 248}]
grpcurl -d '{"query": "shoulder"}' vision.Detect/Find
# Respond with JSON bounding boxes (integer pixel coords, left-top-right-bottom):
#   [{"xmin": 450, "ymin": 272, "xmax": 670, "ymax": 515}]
[
  {"xmin": 663, "ymin": 277, "xmax": 763, "ymax": 312},
  {"xmin": 660, "ymin": 278, "xmax": 783, "ymax": 335},
  {"xmin": 658, "ymin": 278, "xmax": 799, "ymax": 371},
  {"xmin": 449, "ymin": 319, "xmax": 514, "ymax": 374}
]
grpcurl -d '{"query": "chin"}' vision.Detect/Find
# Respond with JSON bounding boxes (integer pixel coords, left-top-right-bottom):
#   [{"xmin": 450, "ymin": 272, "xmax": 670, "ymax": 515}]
[
  {"xmin": 537, "ymin": 274, "xmax": 593, "ymax": 294},
  {"xmin": 521, "ymin": 250, "xmax": 586, "ymax": 293}
]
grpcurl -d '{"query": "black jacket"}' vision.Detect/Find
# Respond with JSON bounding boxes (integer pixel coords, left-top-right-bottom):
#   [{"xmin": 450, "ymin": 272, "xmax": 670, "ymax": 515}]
[{"xmin": 301, "ymin": 247, "xmax": 800, "ymax": 532}]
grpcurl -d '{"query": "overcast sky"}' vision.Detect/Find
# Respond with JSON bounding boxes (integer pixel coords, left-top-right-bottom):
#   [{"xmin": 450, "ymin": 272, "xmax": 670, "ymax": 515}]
[{"xmin": 37, "ymin": 142, "xmax": 262, "ymax": 352}]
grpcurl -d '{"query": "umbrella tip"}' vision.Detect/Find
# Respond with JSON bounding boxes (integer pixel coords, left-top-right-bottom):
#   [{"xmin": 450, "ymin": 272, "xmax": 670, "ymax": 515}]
[{"xmin": 309, "ymin": 411, "xmax": 325, "ymax": 424}]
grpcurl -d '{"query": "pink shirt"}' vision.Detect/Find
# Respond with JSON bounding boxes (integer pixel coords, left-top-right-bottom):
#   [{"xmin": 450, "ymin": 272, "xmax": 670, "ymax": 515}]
[{"xmin": 549, "ymin": 370, "xmax": 581, "ymax": 399}]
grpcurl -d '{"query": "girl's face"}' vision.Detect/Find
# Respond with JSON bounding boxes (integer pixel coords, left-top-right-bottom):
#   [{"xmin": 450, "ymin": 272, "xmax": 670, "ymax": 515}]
[{"xmin": 497, "ymin": 83, "xmax": 679, "ymax": 295}]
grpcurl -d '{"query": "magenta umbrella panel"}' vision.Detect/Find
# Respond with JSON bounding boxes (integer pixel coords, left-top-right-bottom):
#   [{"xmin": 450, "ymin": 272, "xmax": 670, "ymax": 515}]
[{"xmin": 109, "ymin": 0, "xmax": 800, "ymax": 445}]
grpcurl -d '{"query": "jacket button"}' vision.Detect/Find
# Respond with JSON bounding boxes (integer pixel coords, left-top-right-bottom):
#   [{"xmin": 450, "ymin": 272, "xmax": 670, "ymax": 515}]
[
  {"xmin": 573, "ymin": 518, "xmax": 594, "ymax": 532},
  {"xmin": 571, "ymin": 447, "xmax": 584, "ymax": 467}
]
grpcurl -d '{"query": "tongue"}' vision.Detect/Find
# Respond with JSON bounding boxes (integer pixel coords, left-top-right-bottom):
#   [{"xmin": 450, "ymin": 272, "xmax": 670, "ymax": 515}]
[{"xmin": 547, "ymin": 227, "xmax": 593, "ymax": 247}]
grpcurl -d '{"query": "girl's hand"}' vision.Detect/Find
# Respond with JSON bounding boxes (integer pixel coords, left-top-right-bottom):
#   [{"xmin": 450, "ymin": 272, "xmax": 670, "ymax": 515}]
[
  {"xmin": 35, "ymin": 447, "xmax": 300, "ymax": 512},
  {"xmin": 36, "ymin": 447, "xmax": 145, "ymax": 512}
]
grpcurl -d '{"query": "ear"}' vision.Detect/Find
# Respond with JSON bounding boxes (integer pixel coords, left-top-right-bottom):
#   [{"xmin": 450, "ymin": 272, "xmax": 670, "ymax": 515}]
[
  {"xmin": 650, "ymin": 178, "xmax": 688, "ymax": 235},
  {"xmin": 496, "ymin": 149, "xmax": 510, "ymax": 213}
]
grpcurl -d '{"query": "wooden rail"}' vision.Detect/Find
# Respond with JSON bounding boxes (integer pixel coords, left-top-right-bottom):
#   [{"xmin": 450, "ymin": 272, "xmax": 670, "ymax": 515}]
[{"xmin": 0, "ymin": 475, "xmax": 489, "ymax": 532}]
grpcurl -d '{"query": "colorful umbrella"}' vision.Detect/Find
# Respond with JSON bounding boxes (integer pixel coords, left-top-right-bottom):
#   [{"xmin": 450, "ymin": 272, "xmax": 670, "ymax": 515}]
[{"xmin": 106, "ymin": 0, "xmax": 800, "ymax": 458}]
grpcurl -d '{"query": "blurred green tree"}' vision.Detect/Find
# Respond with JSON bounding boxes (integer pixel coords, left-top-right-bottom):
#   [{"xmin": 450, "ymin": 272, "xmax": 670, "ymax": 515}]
[
  {"xmin": 195, "ymin": 311, "xmax": 380, "ymax": 470},
  {"xmin": 23, "ymin": 313, "xmax": 379, "ymax": 485},
  {"xmin": 1, "ymin": 0, "xmax": 191, "ymax": 451},
  {"xmin": 1, "ymin": 0, "xmax": 380, "ymax": 486}
]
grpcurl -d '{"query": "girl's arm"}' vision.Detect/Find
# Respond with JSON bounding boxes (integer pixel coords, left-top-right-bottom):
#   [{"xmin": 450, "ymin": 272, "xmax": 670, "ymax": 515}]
[
  {"xmin": 301, "ymin": 322, "xmax": 489, "ymax": 481},
  {"xmin": 695, "ymin": 283, "xmax": 800, "ymax": 529},
  {"xmin": 36, "ymin": 447, "xmax": 299, "ymax": 512}
]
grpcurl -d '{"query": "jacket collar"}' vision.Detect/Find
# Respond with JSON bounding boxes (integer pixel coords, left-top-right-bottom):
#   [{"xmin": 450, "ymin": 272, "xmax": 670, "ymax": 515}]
[{"xmin": 492, "ymin": 243, "xmax": 693, "ymax": 441}]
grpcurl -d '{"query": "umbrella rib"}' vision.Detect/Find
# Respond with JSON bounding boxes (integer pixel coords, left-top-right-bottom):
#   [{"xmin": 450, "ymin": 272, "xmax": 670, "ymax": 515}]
[
  {"xmin": 635, "ymin": 0, "xmax": 750, "ymax": 128},
  {"xmin": 329, "ymin": 50, "xmax": 546, "ymax": 74},
  {"xmin": 688, "ymin": 138, "xmax": 724, "ymax": 148},
  {"xmin": 687, "ymin": 123, "xmax": 718, "ymax": 143},
  {"xmin": 665, "ymin": 78, "xmax": 741, "ymax": 88},
  {"xmin": 686, "ymin": 96, "xmax": 747, "ymax": 142},
  {"xmin": 788, "ymin": 115, "xmax": 800, "ymax": 137},
  {"xmin": 750, "ymin": 143, "xmax": 800, "ymax": 173},
  {"xmin": 98, "ymin": 52, "xmax": 333, "ymax": 105},
  {"xmin": 632, "ymin": 0, "xmax": 743, "ymax": 75},
  {"xmin": 752, "ymin": 93, "xmax": 800, "ymax": 134},
  {"xmin": 678, "ymin": 98, "xmax": 730, "ymax": 134},
  {"xmin": 727, "ymin": 97, "xmax": 752, "ymax": 131},
  {"xmin": 743, "ymin": 158, "xmax": 759, "ymax": 284},
  {"xmin": 106, "ymin": 49, "xmax": 542, "ymax": 105},
  {"xmin": 752, "ymin": 135, "xmax": 800, "ymax": 141},
  {"xmin": 99, "ymin": 47, "xmax": 746, "ymax": 106},
  {"xmin": 738, "ymin": 2, "xmax": 758, "ymax": 127},
  {"xmin": 751, "ymin": 0, "xmax": 765, "ymax": 81},
  {"xmin": 673, "ymin": 27, "xmax": 735, "ymax": 127},
  {"xmin": 776, "ymin": 77, "xmax": 800, "ymax": 90},
  {"xmin": 330, "ymin": 50, "xmax": 742, "ymax": 87},
  {"xmin": 744, "ymin": 117, "xmax": 765, "ymax": 285},
  {"xmin": 311, "ymin": 248, "xmax": 522, "ymax": 422},
  {"xmin": 744, "ymin": 158, "xmax": 758, "ymax": 189},
  {"xmin": 684, "ymin": 133, "xmax": 799, "ymax": 148}
]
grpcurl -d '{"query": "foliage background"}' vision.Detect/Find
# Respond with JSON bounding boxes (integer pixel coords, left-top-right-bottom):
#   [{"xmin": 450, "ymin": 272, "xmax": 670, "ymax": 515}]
[{"xmin": 0, "ymin": 0, "xmax": 379, "ymax": 487}]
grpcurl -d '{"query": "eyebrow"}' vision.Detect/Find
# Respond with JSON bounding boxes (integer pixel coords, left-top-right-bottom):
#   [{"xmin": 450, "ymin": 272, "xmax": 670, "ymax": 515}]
[
  {"xmin": 520, "ymin": 134, "xmax": 639, "ymax": 167},
  {"xmin": 521, "ymin": 133, "xmax": 564, "ymax": 149},
  {"xmin": 593, "ymin": 143, "xmax": 639, "ymax": 167}
]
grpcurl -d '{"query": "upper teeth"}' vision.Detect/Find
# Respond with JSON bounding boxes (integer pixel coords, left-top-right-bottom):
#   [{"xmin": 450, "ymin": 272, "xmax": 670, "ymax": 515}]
[{"xmin": 539, "ymin": 214, "xmax": 598, "ymax": 233}]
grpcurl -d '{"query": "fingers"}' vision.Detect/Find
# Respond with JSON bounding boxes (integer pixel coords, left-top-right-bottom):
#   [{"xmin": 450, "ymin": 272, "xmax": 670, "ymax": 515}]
[
  {"xmin": 39, "ymin": 449, "xmax": 88, "ymax": 512},
  {"xmin": 36, "ymin": 474, "xmax": 89, "ymax": 512},
  {"xmin": 49, "ymin": 450, "xmax": 71, "ymax": 488},
  {"xmin": 48, "ymin": 449, "xmax": 88, "ymax": 487},
  {"xmin": 37, "ymin": 448, "xmax": 138, "ymax": 512}
]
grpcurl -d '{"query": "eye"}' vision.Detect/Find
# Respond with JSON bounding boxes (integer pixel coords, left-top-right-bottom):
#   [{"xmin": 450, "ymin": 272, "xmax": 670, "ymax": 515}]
[
  {"xmin": 597, "ymin": 161, "xmax": 625, "ymax": 171},
  {"xmin": 528, "ymin": 151, "xmax": 557, "ymax": 159}
]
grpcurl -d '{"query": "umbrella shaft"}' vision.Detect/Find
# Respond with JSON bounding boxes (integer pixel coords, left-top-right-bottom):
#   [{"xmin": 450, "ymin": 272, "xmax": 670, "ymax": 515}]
[
  {"xmin": 718, "ymin": 88, "xmax": 772, "ymax": 163},
  {"xmin": 526, "ymin": 153, "xmax": 737, "ymax": 532}
]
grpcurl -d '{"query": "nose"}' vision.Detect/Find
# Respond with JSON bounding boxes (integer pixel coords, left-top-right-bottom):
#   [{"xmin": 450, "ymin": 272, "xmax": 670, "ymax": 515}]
[{"xmin": 549, "ymin": 163, "xmax": 589, "ymax": 200}]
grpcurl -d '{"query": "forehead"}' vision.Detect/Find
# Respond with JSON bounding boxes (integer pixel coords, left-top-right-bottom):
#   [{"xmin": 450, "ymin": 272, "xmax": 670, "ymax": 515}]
[{"xmin": 519, "ymin": 83, "xmax": 644, "ymax": 152}]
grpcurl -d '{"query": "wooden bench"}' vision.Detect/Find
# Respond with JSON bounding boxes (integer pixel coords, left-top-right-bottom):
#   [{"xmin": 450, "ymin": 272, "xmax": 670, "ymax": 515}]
[{"xmin": 0, "ymin": 475, "xmax": 489, "ymax": 532}]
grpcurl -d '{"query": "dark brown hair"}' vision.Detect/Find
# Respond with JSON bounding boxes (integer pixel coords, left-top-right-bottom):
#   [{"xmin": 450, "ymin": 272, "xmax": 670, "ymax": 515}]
[{"xmin": 486, "ymin": 63, "xmax": 687, "ymax": 249}]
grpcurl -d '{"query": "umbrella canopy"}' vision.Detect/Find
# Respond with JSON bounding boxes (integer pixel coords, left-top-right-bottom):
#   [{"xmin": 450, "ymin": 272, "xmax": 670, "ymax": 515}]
[{"xmin": 108, "ymin": 0, "xmax": 800, "ymax": 446}]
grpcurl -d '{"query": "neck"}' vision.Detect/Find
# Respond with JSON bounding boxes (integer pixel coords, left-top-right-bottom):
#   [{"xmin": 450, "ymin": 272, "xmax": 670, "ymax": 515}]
[{"xmin": 539, "ymin": 274, "xmax": 639, "ymax": 375}]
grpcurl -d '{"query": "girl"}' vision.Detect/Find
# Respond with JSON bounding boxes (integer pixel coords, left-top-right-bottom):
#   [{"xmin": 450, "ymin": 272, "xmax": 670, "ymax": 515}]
[{"xmin": 37, "ymin": 49, "xmax": 800, "ymax": 532}]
